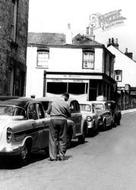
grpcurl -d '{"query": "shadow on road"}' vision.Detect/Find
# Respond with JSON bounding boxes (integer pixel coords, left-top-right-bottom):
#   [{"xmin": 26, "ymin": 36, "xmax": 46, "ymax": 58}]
[
  {"xmin": 0, "ymin": 151, "xmax": 49, "ymax": 170},
  {"xmin": 0, "ymin": 140, "xmax": 89, "ymax": 169}
]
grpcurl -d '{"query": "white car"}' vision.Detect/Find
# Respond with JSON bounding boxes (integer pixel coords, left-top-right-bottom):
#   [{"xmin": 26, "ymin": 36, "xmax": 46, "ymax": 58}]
[
  {"xmin": 0, "ymin": 98, "xmax": 50, "ymax": 164},
  {"xmin": 79, "ymin": 101, "xmax": 99, "ymax": 136}
]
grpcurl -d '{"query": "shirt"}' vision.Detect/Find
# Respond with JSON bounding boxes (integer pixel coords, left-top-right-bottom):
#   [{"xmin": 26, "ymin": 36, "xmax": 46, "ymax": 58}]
[{"xmin": 47, "ymin": 97, "xmax": 71, "ymax": 118}]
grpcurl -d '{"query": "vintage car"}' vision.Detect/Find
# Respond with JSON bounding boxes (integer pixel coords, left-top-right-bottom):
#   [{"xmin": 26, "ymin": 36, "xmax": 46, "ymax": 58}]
[
  {"xmin": 36, "ymin": 97, "xmax": 88, "ymax": 147},
  {"xmin": 79, "ymin": 101, "xmax": 99, "ymax": 136},
  {"xmin": 106, "ymin": 100, "xmax": 122, "ymax": 126},
  {"xmin": 0, "ymin": 98, "xmax": 50, "ymax": 164},
  {"xmin": 92, "ymin": 101, "xmax": 114, "ymax": 131}
]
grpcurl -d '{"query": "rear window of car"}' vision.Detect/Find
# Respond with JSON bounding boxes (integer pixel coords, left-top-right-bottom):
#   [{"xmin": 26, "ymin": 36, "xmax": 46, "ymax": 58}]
[
  {"xmin": 94, "ymin": 103, "xmax": 104, "ymax": 111},
  {"xmin": 0, "ymin": 105, "xmax": 25, "ymax": 116},
  {"xmin": 80, "ymin": 104, "xmax": 91, "ymax": 112}
]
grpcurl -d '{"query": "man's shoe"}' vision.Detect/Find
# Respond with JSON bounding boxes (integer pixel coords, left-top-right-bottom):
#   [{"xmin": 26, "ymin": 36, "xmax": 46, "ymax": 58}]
[
  {"xmin": 48, "ymin": 157, "xmax": 57, "ymax": 161},
  {"xmin": 57, "ymin": 155, "xmax": 65, "ymax": 161}
]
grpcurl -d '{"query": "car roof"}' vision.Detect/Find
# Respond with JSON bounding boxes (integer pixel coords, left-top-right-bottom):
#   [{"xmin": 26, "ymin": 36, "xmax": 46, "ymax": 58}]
[
  {"xmin": 0, "ymin": 97, "xmax": 41, "ymax": 109},
  {"xmin": 36, "ymin": 97, "xmax": 79, "ymax": 103}
]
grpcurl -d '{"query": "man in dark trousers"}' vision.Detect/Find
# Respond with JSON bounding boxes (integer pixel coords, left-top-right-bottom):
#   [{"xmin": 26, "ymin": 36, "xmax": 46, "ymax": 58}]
[{"xmin": 47, "ymin": 93, "xmax": 71, "ymax": 161}]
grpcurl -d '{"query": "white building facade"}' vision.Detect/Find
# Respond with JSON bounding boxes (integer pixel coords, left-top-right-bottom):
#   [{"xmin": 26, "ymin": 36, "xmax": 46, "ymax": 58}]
[
  {"xmin": 107, "ymin": 41, "xmax": 136, "ymax": 109},
  {"xmin": 26, "ymin": 33, "xmax": 116, "ymax": 101}
]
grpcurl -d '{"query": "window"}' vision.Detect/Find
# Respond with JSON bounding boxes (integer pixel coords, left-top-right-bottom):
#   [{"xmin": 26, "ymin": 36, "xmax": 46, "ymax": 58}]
[
  {"xmin": 27, "ymin": 104, "xmax": 38, "ymax": 120},
  {"xmin": 37, "ymin": 49, "xmax": 49, "ymax": 68},
  {"xmin": 82, "ymin": 50, "xmax": 95, "ymax": 69},
  {"xmin": 114, "ymin": 70, "xmax": 122, "ymax": 82},
  {"xmin": 11, "ymin": 0, "xmax": 18, "ymax": 42}
]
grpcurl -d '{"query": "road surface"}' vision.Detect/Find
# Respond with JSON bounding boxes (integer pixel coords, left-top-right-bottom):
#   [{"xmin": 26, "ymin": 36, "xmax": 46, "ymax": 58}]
[{"xmin": 0, "ymin": 111, "xmax": 136, "ymax": 190}]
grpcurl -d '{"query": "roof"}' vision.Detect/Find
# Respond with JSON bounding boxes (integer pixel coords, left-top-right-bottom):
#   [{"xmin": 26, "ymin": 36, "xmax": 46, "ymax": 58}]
[
  {"xmin": 28, "ymin": 32, "xmax": 104, "ymax": 49},
  {"xmin": 72, "ymin": 33, "xmax": 103, "ymax": 47},
  {"xmin": 28, "ymin": 32, "xmax": 66, "ymax": 46}
]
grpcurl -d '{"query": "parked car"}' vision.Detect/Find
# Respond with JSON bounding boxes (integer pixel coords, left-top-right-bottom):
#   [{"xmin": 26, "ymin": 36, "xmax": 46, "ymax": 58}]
[
  {"xmin": 79, "ymin": 101, "xmax": 99, "ymax": 136},
  {"xmin": 36, "ymin": 97, "xmax": 88, "ymax": 147},
  {"xmin": 93, "ymin": 101, "xmax": 114, "ymax": 131},
  {"xmin": 0, "ymin": 98, "xmax": 50, "ymax": 164},
  {"xmin": 106, "ymin": 100, "xmax": 122, "ymax": 126}
]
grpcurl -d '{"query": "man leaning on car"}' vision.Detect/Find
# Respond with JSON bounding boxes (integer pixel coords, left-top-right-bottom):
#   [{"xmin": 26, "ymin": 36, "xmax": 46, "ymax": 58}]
[{"xmin": 46, "ymin": 93, "xmax": 71, "ymax": 161}]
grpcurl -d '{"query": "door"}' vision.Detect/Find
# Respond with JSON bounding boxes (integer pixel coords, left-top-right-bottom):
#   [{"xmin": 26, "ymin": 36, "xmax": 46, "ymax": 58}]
[
  {"xmin": 36, "ymin": 103, "xmax": 49, "ymax": 149},
  {"xmin": 70, "ymin": 100, "xmax": 82, "ymax": 135}
]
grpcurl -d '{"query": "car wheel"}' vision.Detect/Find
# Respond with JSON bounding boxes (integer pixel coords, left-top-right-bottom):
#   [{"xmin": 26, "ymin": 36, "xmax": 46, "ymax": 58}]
[
  {"xmin": 67, "ymin": 130, "xmax": 72, "ymax": 148},
  {"xmin": 20, "ymin": 143, "xmax": 31, "ymax": 164},
  {"xmin": 78, "ymin": 127, "xmax": 86, "ymax": 144},
  {"xmin": 117, "ymin": 120, "xmax": 120, "ymax": 125},
  {"xmin": 102, "ymin": 120, "xmax": 106, "ymax": 131}
]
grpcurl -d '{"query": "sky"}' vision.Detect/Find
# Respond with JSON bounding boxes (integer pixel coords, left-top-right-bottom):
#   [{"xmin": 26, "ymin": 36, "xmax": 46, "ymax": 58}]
[{"xmin": 28, "ymin": 0, "xmax": 136, "ymax": 60}]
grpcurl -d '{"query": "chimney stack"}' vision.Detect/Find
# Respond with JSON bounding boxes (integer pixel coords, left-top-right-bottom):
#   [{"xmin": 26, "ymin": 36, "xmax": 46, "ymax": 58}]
[
  {"xmin": 125, "ymin": 48, "xmax": 133, "ymax": 59},
  {"xmin": 65, "ymin": 23, "xmax": 72, "ymax": 44},
  {"xmin": 86, "ymin": 26, "xmax": 95, "ymax": 40},
  {"xmin": 107, "ymin": 38, "xmax": 119, "ymax": 49}
]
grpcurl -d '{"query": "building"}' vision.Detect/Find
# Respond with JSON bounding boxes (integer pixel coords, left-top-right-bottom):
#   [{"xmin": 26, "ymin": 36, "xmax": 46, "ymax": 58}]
[
  {"xmin": 107, "ymin": 38, "xmax": 136, "ymax": 109},
  {"xmin": 26, "ymin": 32, "xmax": 116, "ymax": 101},
  {"xmin": 0, "ymin": 0, "xmax": 29, "ymax": 96}
]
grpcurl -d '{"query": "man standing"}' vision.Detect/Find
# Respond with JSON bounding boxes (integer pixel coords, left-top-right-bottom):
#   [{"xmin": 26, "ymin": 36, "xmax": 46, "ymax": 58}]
[{"xmin": 47, "ymin": 93, "xmax": 71, "ymax": 161}]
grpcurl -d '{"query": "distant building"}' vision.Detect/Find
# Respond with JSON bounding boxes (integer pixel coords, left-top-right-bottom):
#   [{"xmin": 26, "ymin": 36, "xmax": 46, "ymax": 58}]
[
  {"xmin": 0, "ymin": 0, "xmax": 29, "ymax": 96},
  {"xmin": 26, "ymin": 32, "xmax": 116, "ymax": 101},
  {"xmin": 107, "ymin": 38, "xmax": 136, "ymax": 109}
]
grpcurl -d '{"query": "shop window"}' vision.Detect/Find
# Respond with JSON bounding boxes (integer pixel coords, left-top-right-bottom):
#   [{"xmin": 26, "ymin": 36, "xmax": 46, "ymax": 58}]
[
  {"xmin": 37, "ymin": 49, "xmax": 49, "ymax": 68},
  {"xmin": 82, "ymin": 50, "xmax": 95, "ymax": 69},
  {"xmin": 114, "ymin": 70, "xmax": 122, "ymax": 82},
  {"xmin": 47, "ymin": 82, "xmax": 67, "ymax": 94}
]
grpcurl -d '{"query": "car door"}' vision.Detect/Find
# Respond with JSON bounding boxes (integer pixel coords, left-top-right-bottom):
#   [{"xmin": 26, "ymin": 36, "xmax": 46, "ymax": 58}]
[
  {"xmin": 70, "ymin": 100, "xmax": 82, "ymax": 135},
  {"xmin": 104, "ymin": 111, "xmax": 112, "ymax": 126},
  {"xmin": 27, "ymin": 103, "xmax": 41, "ymax": 151},
  {"xmin": 36, "ymin": 103, "xmax": 49, "ymax": 149}
]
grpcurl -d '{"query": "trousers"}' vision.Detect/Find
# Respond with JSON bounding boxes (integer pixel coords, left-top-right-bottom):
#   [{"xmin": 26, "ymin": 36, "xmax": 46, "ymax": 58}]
[{"xmin": 49, "ymin": 117, "xmax": 67, "ymax": 160}]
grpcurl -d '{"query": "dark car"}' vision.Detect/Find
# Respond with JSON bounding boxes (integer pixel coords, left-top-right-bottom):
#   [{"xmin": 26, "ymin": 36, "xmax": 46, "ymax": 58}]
[
  {"xmin": 93, "ymin": 101, "xmax": 114, "ymax": 131},
  {"xmin": 36, "ymin": 97, "xmax": 88, "ymax": 147},
  {"xmin": 106, "ymin": 100, "xmax": 122, "ymax": 126}
]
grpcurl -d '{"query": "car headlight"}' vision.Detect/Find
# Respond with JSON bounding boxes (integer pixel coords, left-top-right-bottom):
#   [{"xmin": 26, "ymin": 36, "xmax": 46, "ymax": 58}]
[
  {"xmin": 7, "ymin": 128, "xmax": 13, "ymax": 143},
  {"xmin": 87, "ymin": 116, "xmax": 93, "ymax": 122}
]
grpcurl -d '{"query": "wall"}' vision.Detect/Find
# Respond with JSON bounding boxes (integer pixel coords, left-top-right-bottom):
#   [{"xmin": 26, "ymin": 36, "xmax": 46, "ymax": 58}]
[
  {"xmin": 26, "ymin": 46, "xmax": 104, "ymax": 97},
  {"xmin": 45, "ymin": 47, "xmax": 103, "ymax": 73},
  {"xmin": 0, "ymin": 0, "xmax": 29, "ymax": 95},
  {"xmin": 108, "ymin": 46, "xmax": 136, "ymax": 87}
]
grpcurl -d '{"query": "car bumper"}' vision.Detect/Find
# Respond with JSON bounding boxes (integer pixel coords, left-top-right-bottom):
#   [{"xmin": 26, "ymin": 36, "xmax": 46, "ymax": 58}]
[{"xmin": 0, "ymin": 145, "xmax": 23, "ymax": 156}]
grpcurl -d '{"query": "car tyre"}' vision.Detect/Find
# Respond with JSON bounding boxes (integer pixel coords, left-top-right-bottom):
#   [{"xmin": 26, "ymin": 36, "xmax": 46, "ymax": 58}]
[
  {"xmin": 78, "ymin": 126, "xmax": 86, "ymax": 144},
  {"xmin": 67, "ymin": 130, "xmax": 72, "ymax": 148},
  {"xmin": 102, "ymin": 120, "xmax": 106, "ymax": 131},
  {"xmin": 19, "ymin": 143, "xmax": 31, "ymax": 165}
]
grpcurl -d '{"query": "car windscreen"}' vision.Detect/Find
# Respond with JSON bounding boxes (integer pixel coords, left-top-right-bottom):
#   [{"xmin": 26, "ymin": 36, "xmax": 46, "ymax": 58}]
[
  {"xmin": 0, "ymin": 105, "xmax": 25, "ymax": 116},
  {"xmin": 94, "ymin": 103, "xmax": 104, "ymax": 111},
  {"xmin": 80, "ymin": 104, "xmax": 91, "ymax": 112}
]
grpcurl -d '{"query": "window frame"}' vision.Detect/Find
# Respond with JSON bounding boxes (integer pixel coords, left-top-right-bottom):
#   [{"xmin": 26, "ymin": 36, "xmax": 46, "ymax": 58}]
[
  {"xmin": 82, "ymin": 49, "xmax": 95, "ymax": 69},
  {"xmin": 114, "ymin": 70, "xmax": 122, "ymax": 82},
  {"xmin": 37, "ymin": 49, "xmax": 49, "ymax": 68}
]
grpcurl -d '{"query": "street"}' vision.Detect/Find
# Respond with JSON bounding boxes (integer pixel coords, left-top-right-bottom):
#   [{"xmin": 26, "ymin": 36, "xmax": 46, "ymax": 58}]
[{"xmin": 1, "ymin": 111, "xmax": 136, "ymax": 190}]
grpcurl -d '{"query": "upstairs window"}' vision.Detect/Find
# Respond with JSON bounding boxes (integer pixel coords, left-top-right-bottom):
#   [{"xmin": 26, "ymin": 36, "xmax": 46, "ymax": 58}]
[
  {"xmin": 82, "ymin": 50, "xmax": 95, "ymax": 69},
  {"xmin": 114, "ymin": 70, "xmax": 122, "ymax": 82},
  {"xmin": 37, "ymin": 49, "xmax": 49, "ymax": 68}
]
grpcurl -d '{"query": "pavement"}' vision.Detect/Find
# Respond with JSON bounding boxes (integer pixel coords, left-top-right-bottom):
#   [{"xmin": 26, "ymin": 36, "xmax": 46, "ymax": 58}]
[{"xmin": 121, "ymin": 108, "xmax": 136, "ymax": 115}]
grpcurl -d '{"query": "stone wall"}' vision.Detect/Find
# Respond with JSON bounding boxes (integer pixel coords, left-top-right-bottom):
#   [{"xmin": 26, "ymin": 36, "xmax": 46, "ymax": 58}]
[{"xmin": 0, "ymin": 0, "xmax": 29, "ymax": 95}]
